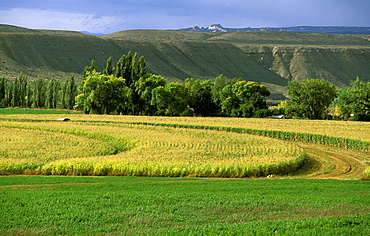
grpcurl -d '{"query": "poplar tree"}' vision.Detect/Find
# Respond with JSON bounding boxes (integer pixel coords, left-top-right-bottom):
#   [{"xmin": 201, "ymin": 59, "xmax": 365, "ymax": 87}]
[
  {"xmin": 61, "ymin": 75, "xmax": 77, "ymax": 110},
  {"xmin": 103, "ymin": 56, "xmax": 114, "ymax": 75},
  {"xmin": 33, "ymin": 77, "xmax": 46, "ymax": 108},
  {"xmin": 82, "ymin": 60, "xmax": 97, "ymax": 78},
  {"xmin": 20, "ymin": 73, "xmax": 28, "ymax": 107},
  {"xmin": 0, "ymin": 77, "xmax": 7, "ymax": 106},
  {"xmin": 46, "ymin": 78, "xmax": 60, "ymax": 108}
]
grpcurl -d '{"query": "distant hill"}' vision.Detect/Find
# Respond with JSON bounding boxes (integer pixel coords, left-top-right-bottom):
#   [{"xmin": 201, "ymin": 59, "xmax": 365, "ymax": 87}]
[
  {"xmin": 0, "ymin": 24, "xmax": 86, "ymax": 36},
  {"xmin": 0, "ymin": 24, "xmax": 369, "ymax": 99},
  {"xmin": 178, "ymin": 24, "xmax": 370, "ymax": 35}
]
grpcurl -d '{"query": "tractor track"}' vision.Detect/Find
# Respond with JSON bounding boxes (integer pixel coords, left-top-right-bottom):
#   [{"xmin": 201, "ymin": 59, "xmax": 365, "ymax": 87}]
[{"xmin": 298, "ymin": 143, "xmax": 369, "ymax": 180}]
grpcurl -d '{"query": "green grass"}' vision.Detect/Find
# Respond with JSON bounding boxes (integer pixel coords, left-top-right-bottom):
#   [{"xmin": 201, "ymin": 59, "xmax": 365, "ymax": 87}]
[
  {"xmin": 0, "ymin": 108, "xmax": 74, "ymax": 115},
  {"xmin": 0, "ymin": 176, "xmax": 369, "ymax": 235}
]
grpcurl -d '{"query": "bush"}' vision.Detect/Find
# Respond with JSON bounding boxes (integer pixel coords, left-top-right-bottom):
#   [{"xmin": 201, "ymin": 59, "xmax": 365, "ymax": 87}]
[
  {"xmin": 353, "ymin": 113, "xmax": 370, "ymax": 121},
  {"xmin": 253, "ymin": 109, "xmax": 272, "ymax": 118}
]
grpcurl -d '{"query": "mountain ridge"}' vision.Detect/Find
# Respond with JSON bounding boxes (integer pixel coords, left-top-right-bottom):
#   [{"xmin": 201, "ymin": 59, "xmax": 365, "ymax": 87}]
[{"xmin": 177, "ymin": 24, "xmax": 370, "ymax": 34}]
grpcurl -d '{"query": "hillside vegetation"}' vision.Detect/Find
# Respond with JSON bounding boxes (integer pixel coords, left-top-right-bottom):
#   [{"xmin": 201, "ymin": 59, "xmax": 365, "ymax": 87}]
[{"xmin": 0, "ymin": 25, "xmax": 369, "ymax": 98}]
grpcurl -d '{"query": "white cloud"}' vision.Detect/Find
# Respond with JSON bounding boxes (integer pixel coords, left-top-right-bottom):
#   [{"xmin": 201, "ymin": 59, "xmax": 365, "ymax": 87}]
[{"xmin": 0, "ymin": 8, "xmax": 127, "ymax": 33}]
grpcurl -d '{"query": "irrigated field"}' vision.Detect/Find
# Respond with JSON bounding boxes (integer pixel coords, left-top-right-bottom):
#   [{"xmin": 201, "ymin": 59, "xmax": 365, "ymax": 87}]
[
  {"xmin": 1, "ymin": 114, "xmax": 370, "ymax": 235},
  {"xmin": 0, "ymin": 114, "xmax": 369, "ymax": 178},
  {"xmin": 0, "ymin": 118, "xmax": 304, "ymax": 177},
  {"xmin": 0, "ymin": 177, "xmax": 369, "ymax": 235},
  {"xmin": 4, "ymin": 114, "xmax": 370, "ymax": 141}
]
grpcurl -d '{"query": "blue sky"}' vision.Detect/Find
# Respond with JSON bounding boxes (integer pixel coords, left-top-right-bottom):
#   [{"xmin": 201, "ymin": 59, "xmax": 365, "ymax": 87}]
[{"xmin": 0, "ymin": 0, "xmax": 369, "ymax": 34}]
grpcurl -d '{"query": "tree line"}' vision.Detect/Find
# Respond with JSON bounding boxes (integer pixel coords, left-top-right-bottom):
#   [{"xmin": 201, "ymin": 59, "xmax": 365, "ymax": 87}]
[
  {"xmin": 1, "ymin": 51, "xmax": 369, "ymax": 120},
  {"xmin": 0, "ymin": 73, "xmax": 76, "ymax": 109},
  {"xmin": 283, "ymin": 77, "xmax": 370, "ymax": 121},
  {"xmin": 74, "ymin": 52, "xmax": 272, "ymax": 117}
]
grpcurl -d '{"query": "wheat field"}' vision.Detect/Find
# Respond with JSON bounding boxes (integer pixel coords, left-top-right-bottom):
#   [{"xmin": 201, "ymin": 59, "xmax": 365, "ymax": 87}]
[{"xmin": 0, "ymin": 116, "xmax": 305, "ymax": 177}]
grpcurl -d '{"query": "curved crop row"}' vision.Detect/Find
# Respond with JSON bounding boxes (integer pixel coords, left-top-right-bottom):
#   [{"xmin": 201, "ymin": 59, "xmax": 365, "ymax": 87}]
[
  {"xmin": 3, "ymin": 116, "xmax": 369, "ymax": 151},
  {"xmin": 0, "ymin": 123, "xmax": 136, "ymax": 175},
  {"xmin": 37, "ymin": 155, "xmax": 306, "ymax": 177},
  {"xmin": 0, "ymin": 120, "xmax": 306, "ymax": 177},
  {"xmin": 4, "ymin": 117, "xmax": 368, "ymax": 178},
  {"xmin": 0, "ymin": 123, "xmax": 135, "ymax": 154},
  {"xmin": 122, "ymin": 121, "xmax": 370, "ymax": 152}
]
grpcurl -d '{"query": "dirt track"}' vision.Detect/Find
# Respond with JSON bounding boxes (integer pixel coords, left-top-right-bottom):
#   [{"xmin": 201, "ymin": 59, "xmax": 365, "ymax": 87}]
[{"xmin": 298, "ymin": 143, "xmax": 369, "ymax": 180}]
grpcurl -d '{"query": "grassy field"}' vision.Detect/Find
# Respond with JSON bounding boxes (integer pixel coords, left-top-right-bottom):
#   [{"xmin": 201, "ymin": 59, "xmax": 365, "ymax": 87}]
[
  {"xmin": 0, "ymin": 176, "xmax": 369, "ymax": 235},
  {"xmin": 0, "ymin": 108, "xmax": 75, "ymax": 115}
]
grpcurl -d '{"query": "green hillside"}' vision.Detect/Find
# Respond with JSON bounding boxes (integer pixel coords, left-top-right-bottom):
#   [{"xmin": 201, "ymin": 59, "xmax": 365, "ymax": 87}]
[
  {"xmin": 106, "ymin": 29, "xmax": 370, "ymax": 46},
  {"xmin": 0, "ymin": 25, "xmax": 369, "ymax": 98}
]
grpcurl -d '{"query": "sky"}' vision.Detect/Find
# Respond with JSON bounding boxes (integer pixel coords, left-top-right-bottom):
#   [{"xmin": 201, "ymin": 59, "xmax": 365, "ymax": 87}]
[{"xmin": 0, "ymin": 0, "xmax": 369, "ymax": 34}]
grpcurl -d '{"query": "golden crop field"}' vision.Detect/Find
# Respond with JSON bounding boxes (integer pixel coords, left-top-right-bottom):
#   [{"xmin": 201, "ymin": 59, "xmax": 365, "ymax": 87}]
[
  {"xmin": 0, "ymin": 116, "xmax": 304, "ymax": 177},
  {"xmin": 0, "ymin": 126, "xmax": 113, "ymax": 161},
  {"xmin": 0, "ymin": 114, "xmax": 369, "ymax": 178},
  {"xmin": 4, "ymin": 114, "xmax": 370, "ymax": 141}
]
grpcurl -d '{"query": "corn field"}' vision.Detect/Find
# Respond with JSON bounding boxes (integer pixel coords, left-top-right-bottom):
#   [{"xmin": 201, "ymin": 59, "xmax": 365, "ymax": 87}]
[
  {"xmin": 0, "ymin": 118, "xmax": 304, "ymax": 177},
  {"xmin": 4, "ymin": 114, "xmax": 370, "ymax": 141},
  {"xmin": 0, "ymin": 114, "xmax": 369, "ymax": 177}
]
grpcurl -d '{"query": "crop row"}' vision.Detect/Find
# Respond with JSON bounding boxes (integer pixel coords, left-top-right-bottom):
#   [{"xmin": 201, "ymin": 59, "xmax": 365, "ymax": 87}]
[
  {"xmin": 0, "ymin": 123, "xmax": 135, "ymax": 154},
  {"xmin": 1, "ymin": 117, "xmax": 368, "ymax": 178},
  {"xmin": 0, "ymin": 121, "xmax": 305, "ymax": 177},
  {"xmin": 122, "ymin": 121, "xmax": 370, "ymax": 152},
  {"xmin": 35, "ymin": 156, "xmax": 306, "ymax": 177}
]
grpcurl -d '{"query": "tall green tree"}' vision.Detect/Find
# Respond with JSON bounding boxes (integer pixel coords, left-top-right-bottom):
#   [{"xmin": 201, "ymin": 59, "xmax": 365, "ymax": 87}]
[
  {"xmin": 3, "ymin": 81, "xmax": 12, "ymax": 107},
  {"xmin": 115, "ymin": 52, "xmax": 134, "ymax": 86},
  {"xmin": 18, "ymin": 73, "xmax": 28, "ymax": 107},
  {"xmin": 115, "ymin": 52, "xmax": 147, "ymax": 87},
  {"xmin": 151, "ymin": 82, "xmax": 189, "ymax": 116},
  {"xmin": 74, "ymin": 71, "xmax": 129, "ymax": 114},
  {"xmin": 46, "ymin": 78, "xmax": 60, "ymax": 108},
  {"xmin": 0, "ymin": 77, "xmax": 6, "ymax": 106},
  {"xmin": 82, "ymin": 60, "xmax": 97, "ymax": 79},
  {"xmin": 25, "ymin": 82, "xmax": 33, "ymax": 107},
  {"xmin": 103, "ymin": 56, "xmax": 114, "ymax": 76},
  {"xmin": 220, "ymin": 80, "xmax": 270, "ymax": 117},
  {"xmin": 212, "ymin": 74, "xmax": 226, "ymax": 106},
  {"xmin": 137, "ymin": 56, "xmax": 147, "ymax": 80},
  {"xmin": 286, "ymin": 78, "xmax": 336, "ymax": 119},
  {"xmin": 136, "ymin": 74, "xmax": 166, "ymax": 115},
  {"xmin": 193, "ymin": 87, "xmax": 218, "ymax": 116},
  {"xmin": 61, "ymin": 75, "xmax": 77, "ymax": 110},
  {"xmin": 336, "ymin": 77, "xmax": 370, "ymax": 121},
  {"xmin": 184, "ymin": 78, "xmax": 203, "ymax": 109},
  {"xmin": 10, "ymin": 72, "xmax": 28, "ymax": 107},
  {"xmin": 10, "ymin": 78, "xmax": 20, "ymax": 107},
  {"xmin": 33, "ymin": 77, "xmax": 47, "ymax": 108},
  {"xmin": 184, "ymin": 78, "xmax": 218, "ymax": 116},
  {"xmin": 113, "ymin": 52, "xmax": 147, "ymax": 114}
]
